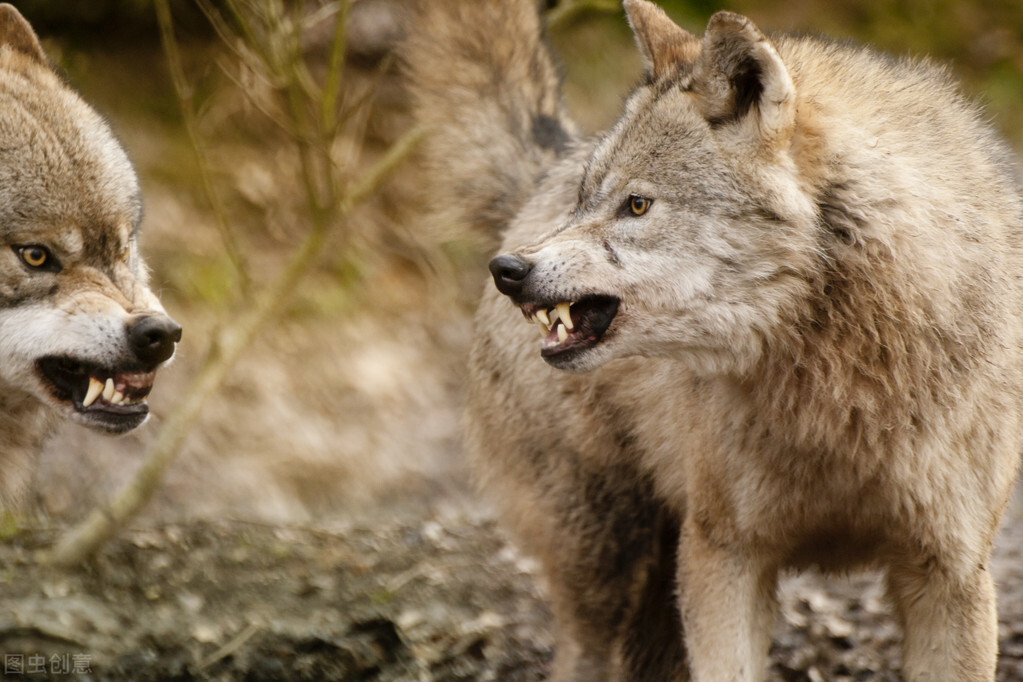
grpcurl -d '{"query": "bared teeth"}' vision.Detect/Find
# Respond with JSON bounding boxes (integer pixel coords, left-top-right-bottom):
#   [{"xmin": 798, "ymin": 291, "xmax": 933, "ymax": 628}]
[
  {"xmin": 81, "ymin": 373, "xmax": 150, "ymax": 409},
  {"xmin": 102, "ymin": 377, "xmax": 115, "ymax": 402},
  {"xmin": 533, "ymin": 309, "xmax": 552, "ymax": 337},
  {"xmin": 556, "ymin": 302, "xmax": 573, "ymax": 330},
  {"xmin": 526, "ymin": 302, "xmax": 577, "ymax": 344},
  {"xmin": 83, "ymin": 377, "xmax": 104, "ymax": 408}
]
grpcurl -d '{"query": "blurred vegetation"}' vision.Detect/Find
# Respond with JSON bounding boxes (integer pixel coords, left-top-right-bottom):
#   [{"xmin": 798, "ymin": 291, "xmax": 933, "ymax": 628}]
[{"xmin": 24, "ymin": 0, "xmax": 1023, "ymax": 147}]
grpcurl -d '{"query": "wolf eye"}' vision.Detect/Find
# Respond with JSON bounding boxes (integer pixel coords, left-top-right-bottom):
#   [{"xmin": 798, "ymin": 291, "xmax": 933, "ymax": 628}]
[
  {"xmin": 14, "ymin": 244, "xmax": 58, "ymax": 271},
  {"xmin": 627, "ymin": 194, "xmax": 652, "ymax": 217},
  {"xmin": 120, "ymin": 245, "xmax": 131, "ymax": 264}
]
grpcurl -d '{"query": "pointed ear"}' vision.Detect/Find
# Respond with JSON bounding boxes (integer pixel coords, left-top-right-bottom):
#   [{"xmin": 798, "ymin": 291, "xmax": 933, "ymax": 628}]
[
  {"xmin": 0, "ymin": 4, "xmax": 47, "ymax": 66},
  {"xmin": 693, "ymin": 11, "xmax": 794, "ymax": 144},
  {"xmin": 624, "ymin": 0, "xmax": 700, "ymax": 81}
]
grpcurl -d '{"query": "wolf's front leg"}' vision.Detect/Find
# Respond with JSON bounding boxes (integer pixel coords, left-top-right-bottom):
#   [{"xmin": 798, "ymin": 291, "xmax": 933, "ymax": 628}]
[
  {"xmin": 678, "ymin": 515, "xmax": 778, "ymax": 682},
  {"xmin": 541, "ymin": 481, "xmax": 688, "ymax": 682},
  {"xmin": 887, "ymin": 555, "xmax": 998, "ymax": 681}
]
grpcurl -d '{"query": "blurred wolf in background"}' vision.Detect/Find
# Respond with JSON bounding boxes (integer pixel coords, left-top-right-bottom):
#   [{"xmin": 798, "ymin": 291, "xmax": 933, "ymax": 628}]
[
  {"xmin": 0, "ymin": 5, "xmax": 181, "ymax": 503},
  {"xmin": 406, "ymin": 0, "xmax": 1023, "ymax": 680}
]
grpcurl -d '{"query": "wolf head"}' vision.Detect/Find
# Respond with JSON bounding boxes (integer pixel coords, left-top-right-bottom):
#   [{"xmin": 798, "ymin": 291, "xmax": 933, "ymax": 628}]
[
  {"xmin": 0, "ymin": 5, "xmax": 180, "ymax": 435},
  {"xmin": 489, "ymin": 1, "xmax": 822, "ymax": 374}
]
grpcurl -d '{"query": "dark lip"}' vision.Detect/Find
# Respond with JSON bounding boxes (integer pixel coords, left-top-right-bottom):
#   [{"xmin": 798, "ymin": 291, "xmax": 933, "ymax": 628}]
[
  {"xmin": 518, "ymin": 294, "xmax": 620, "ymax": 359},
  {"xmin": 36, "ymin": 356, "xmax": 154, "ymax": 433}
]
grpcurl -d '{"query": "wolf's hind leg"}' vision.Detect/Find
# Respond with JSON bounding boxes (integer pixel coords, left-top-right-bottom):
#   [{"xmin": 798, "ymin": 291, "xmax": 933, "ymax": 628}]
[{"xmin": 887, "ymin": 556, "xmax": 997, "ymax": 682}]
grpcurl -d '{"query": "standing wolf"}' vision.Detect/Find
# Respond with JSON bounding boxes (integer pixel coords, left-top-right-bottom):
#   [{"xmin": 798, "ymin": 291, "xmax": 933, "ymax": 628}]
[
  {"xmin": 407, "ymin": 1, "xmax": 1023, "ymax": 680},
  {"xmin": 0, "ymin": 6, "xmax": 181, "ymax": 502}
]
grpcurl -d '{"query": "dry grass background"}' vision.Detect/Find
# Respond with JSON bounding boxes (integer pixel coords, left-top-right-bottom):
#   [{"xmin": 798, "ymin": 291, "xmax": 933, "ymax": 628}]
[{"xmin": 18, "ymin": 0, "xmax": 1023, "ymax": 528}]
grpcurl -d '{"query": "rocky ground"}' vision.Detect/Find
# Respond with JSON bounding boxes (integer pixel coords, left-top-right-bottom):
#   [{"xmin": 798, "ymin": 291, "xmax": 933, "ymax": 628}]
[{"xmin": 4, "ymin": 485, "xmax": 1023, "ymax": 681}]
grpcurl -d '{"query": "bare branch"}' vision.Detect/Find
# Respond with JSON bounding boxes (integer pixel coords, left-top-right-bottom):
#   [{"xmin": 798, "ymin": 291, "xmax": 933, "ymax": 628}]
[
  {"xmin": 321, "ymin": 0, "xmax": 350, "ymax": 134},
  {"xmin": 155, "ymin": 0, "xmax": 251, "ymax": 294},
  {"xmin": 198, "ymin": 622, "xmax": 261, "ymax": 670}
]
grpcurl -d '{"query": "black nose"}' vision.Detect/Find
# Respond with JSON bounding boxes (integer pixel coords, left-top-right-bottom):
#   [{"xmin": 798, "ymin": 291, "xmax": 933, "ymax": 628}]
[
  {"xmin": 489, "ymin": 253, "xmax": 533, "ymax": 297},
  {"xmin": 128, "ymin": 315, "xmax": 182, "ymax": 367}
]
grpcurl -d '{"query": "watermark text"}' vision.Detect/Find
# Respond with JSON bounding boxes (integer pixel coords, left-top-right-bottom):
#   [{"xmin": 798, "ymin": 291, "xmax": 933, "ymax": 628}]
[{"xmin": 3, "ymin": 653, "xmax": 92, "ymax": 676}]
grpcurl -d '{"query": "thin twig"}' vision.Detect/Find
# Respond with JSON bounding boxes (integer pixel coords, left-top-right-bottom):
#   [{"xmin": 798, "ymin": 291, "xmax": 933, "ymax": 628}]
[
  {"xmin": 218, "ymin": 59, "xmax": 293, "ymax": 134},
  {"xmin": 194, "ymin": 0, "xmax": 249, "ymax": 67},
  {"xmin": 321, "ymin": 0, "xmax": 350, "ymax": 134},
  {"xmin": 198, "ymin": 622, "xmax": 261, "ymax": 670},
  {"xmin": 154, "ymin": 0, "xmax": 251, "ymax": 295},
  {"xmin": 221, "ymin": 0, "xmax": 272, "ymax": 73}
]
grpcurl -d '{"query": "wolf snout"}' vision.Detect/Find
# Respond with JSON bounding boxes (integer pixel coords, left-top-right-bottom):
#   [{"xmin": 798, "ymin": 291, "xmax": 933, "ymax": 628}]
[
  {"xmin": 489, "ymin": 253, "xmax": 533, "ymax": 297},
  {"xmin": 128, "ymin": 315, "xmax": 182, "ymax": 367}
]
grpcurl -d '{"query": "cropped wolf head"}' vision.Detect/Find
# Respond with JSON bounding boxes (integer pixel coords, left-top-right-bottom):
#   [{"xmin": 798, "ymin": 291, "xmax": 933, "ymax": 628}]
[{"xmin": 0, "ymin": 5, "xmax": 180, "ymax": 445}]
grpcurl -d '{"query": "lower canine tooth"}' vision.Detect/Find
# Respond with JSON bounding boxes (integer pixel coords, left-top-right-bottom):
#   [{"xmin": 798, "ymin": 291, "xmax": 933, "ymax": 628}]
[
  {"xmin": 83, "ymin": 377, "xmax": 104, "ymax": 407},
  {"xmin": 102, "ymin": 378, "xmax": 115, "ymax": 401},
  {"xmin": 556, "ymin": 302, "xmax": 573, "ymax": 330},
  {"xmin": 111, "ymin": 390, "xmax": 125, "ymax": 405},
  {"xmin": 557, "ymin": 324, "xmax": 569, "ymax": 343}
]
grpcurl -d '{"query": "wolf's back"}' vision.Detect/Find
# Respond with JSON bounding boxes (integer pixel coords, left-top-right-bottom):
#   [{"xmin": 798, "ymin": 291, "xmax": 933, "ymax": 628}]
[{"xmin": 403, "ymin": 0, "xmax": 574, "ymax": 239}]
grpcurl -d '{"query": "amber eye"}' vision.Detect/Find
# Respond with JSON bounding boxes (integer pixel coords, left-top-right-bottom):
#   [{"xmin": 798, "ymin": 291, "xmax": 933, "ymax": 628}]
[
  {"xmin": 16, "ymin": 245, "xmax": 51, "ymax": 269},
  {"xmin": 121, "ymin": 245, "xmax": 131, "ymax": 264},
  {"xmin": 628, "ymin": 194, "xmax": 652, "ymax": 216}
]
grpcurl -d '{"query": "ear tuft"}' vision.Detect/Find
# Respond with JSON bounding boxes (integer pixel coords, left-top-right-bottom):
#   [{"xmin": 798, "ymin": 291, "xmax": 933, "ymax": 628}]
[
  {"xmin": 623, "ymin": 0, "xmax": 699, "ymax": 81},
  {"xmin": 0, "ymin": 4, "xmax": 47, "ymax": 66}
]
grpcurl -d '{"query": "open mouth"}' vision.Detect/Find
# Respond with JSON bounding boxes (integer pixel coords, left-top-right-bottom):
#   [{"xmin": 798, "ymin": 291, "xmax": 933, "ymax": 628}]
[
  {"xmin": 520, "ymin": 294, "xmax": 620, "ymax": 360},
  {"xmin": 36, "ymin": 356, "xmax": 155, "ymax": 433}
]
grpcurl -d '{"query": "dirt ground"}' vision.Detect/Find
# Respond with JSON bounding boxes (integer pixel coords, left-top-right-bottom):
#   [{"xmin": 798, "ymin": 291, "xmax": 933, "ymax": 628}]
[{"xmin": 4, "ymin": 486, "xmax": 1023, "ymax": 681}]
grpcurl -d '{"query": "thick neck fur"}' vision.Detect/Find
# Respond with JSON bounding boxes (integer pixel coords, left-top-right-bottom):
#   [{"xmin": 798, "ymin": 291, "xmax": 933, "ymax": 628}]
[
  {"xmin": 734, "ymin": 42, "xmax": 1022, "ymax": 465},
  {"xmin": 0, "ymin": 387, "xmax": 56, "ymax": 506},
  {"xmin": 740, "ymin": 221, "xmax": 1003, "ymax": 472}
]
